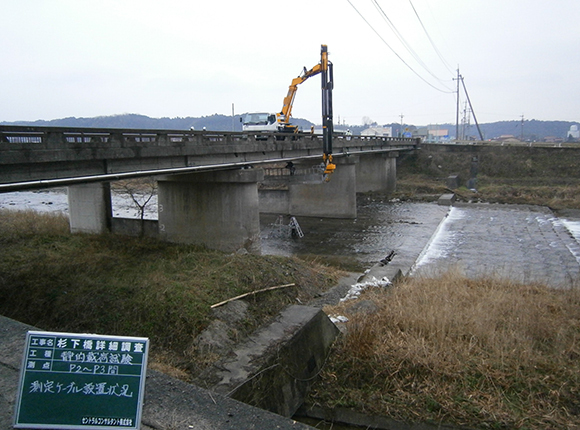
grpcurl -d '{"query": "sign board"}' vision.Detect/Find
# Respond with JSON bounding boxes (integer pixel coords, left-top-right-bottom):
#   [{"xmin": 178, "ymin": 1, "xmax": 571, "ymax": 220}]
[{"xmin": 14, "ymin": 331, "xmax": 149, "ymax": 430}]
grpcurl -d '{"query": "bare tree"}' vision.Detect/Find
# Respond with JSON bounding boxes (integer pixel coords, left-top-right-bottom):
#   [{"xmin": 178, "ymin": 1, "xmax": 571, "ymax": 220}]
[{"xmin": 112, "ymin": 177, "xmax": 157, "ymax": 237}]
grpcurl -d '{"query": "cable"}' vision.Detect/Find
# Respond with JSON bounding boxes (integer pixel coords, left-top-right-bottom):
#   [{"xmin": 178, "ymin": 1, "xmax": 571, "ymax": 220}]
[
  {"xmin": 372, "ymin": 0, "xmax": 453, "ymax": 89},
  {"xmin": 346, "ymin": 0, "xmax": 455, "ymax": 94},
  {"xmin": 408, "ymin": 0, "xmax": 454, "ymax": 74}
]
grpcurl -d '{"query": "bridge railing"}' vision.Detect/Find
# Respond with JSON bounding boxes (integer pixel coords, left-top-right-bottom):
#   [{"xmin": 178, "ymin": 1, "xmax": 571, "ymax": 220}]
[{"xmin": 0, "ymin": 125, "xmax": 419, "ymax": 148}]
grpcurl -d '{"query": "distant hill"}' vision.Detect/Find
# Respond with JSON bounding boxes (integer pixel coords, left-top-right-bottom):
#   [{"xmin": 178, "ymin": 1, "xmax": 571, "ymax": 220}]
[
  {"xmin": 1, "ymin": 114, "xmax": 577, "ymax": 140},
  {"xmin": 0, "ymin": 113, "xmax": 314, "ymax": 133},
  {"xmin": 478, "ymin": 120, "xmax": 577, "ymax": 141},
  {"xmin": 359, "ymin": 120, "xmax": 579, "ymax": 141},
  {"xmin": 414, "ymin": 120, "xmax": 578, "ymax": 141}
]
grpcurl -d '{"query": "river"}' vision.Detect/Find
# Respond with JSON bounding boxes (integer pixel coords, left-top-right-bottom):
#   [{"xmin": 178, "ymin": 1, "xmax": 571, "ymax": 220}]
[
  {"xmin": 3, "ymin": 190, "xmax": 580, "ymax": 288},
  {"xmin": 0, "ymin": 189, "xmax": 445, "ymax": 271},
  {"xmin": 4, "ymin": 189, "xmax": 580, "ymax": 429}
]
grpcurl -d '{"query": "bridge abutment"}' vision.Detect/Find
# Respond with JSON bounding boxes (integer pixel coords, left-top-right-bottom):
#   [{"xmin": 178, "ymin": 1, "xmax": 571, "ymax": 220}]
[
  {"xmin": 67, "ymin": 182, "xmax": 112, "ymax": 234},
  {"xmin": 157, "ymin": 169, "xmax": 264, "ymax": 254}
]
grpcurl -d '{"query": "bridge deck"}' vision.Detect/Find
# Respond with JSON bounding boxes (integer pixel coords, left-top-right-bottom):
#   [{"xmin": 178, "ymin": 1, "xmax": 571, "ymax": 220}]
[{"xmin": 0, "ymin": 126, "xmax": 418, "ymax": 191}]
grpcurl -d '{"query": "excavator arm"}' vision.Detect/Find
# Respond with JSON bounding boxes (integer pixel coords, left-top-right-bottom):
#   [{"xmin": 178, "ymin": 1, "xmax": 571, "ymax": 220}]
[
  {"xmin": 320, "ymin": 45, "xmax": 334, "ymax": 180},
  {"xmin": 277, "ymin": 45, "xmax": 335, "ymax": 181},
  {"xmin": 276, "ymin": 63, "xmax": 323, "ymax": 131}
]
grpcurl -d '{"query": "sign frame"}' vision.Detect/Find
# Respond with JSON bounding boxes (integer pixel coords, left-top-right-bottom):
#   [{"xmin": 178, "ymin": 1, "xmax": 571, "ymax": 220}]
[{"xmin": 13, "ymin": 331, "xmax": 149, "ymax": 430}]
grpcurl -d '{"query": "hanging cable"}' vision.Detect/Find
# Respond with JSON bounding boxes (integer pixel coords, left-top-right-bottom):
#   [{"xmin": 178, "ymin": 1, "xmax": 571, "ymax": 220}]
[
  {"xmin": 346, "ymin": 0, "xmax": 455, "ymax": 94},
  {"xmin": 408, "ymin": 0, "xmax": 454, "ymax": 74},
  {"xmin": 372, "ymin": 0, "xmax": 453, "ymax": 89}
]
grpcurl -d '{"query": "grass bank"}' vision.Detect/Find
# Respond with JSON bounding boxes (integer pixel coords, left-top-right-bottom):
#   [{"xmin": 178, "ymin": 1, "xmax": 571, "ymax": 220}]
[
  {"xmin": 395, "ymin": 145, "xmax": 580, "ymax": 209},
  {"xmin": 0, "ymin": 209, "xmax": 343, "ymax": 373},
  {"xmin": 310, "ymin": 271, "xmax": 580, "ymax": 429},
  {"xmin": 394, "ymin": 173, "xmax": 580, "ymax": 210}
]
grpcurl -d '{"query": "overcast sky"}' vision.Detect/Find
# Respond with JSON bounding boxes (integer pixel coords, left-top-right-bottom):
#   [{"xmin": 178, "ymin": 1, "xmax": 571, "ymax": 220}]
[{"xmin": 2, "ymin": 1, "xmax": 579, "ymax": 126}]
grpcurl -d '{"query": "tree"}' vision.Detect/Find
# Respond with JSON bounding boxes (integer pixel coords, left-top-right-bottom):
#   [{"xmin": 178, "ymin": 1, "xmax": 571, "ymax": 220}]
[{"xmin": 112, "ymin": 178, "xmax": 157, "ymax": 237}]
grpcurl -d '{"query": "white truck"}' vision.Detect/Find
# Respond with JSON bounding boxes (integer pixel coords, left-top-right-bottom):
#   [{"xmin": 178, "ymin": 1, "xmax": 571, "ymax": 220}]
[{"xmin": 240, "ymin": 112, "xmax": 279, "ymax": 132}]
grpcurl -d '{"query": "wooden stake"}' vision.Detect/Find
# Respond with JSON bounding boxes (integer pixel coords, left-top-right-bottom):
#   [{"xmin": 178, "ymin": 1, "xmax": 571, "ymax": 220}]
[{"xmin": 210, "ymin": 283, "xmax": 296, "ymax": 308}]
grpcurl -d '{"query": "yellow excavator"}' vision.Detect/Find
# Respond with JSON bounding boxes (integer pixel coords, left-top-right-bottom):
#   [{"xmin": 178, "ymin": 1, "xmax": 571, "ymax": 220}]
[
  {"xmin": 277, "ymin": 45, "xmax": 329, "ymax": 133},
  {"xmin": 280, "ymin": 44, "xmax": 335, "ymax": 178},
  {"xmin": 241, "ymin": 45, "xmax": 335, "ymax": 178}
]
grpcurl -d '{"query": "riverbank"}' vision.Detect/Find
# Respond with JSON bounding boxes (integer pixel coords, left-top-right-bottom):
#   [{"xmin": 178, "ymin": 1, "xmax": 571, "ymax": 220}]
[
  {"xmin": 3, "ymin": 153, "xmax": 580, "ymax": 429},
  {"xmin": 0, "ymin": 209, "xmax": 344, "ymax": 375},
  {"xmin": 306, "ymin": 272, "xmax": 580, "ymax": 429}
]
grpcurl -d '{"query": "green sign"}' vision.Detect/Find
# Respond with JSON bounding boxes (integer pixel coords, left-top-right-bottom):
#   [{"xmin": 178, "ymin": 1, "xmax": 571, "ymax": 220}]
[{"xmin": 14, "ymin": 331, "xmax": 149, "ymax": 429}]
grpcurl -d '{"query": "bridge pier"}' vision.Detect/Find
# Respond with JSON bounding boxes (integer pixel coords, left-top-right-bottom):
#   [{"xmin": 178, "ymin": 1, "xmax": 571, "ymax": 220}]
[
  {"xmin": 157, "ymin": 169, "xmax": 264, "ymax": 254},
  {"xmin": 67, "ymin": 182, "xmax": 112, "ymax": 234},
  {"xmin": 355, "ymin": 152, "xmax": 398, "ymax": 193},
  {"xmin": 288, "ymin": 157, "xmax": 357, "ymax": 218}
]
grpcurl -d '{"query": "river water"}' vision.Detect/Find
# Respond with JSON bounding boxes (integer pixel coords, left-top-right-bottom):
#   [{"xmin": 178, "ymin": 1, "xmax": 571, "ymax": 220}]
[
  {"xmin": 3, "ymin": 190, "xmax": 580, "ymax": 288},
  {"xmin": 260, "ymin": 196, "xmax": 448, "ymax": 271},
  {"xmin": 0, "ymin": 190, "xmax": 445, "ymax": 271}
]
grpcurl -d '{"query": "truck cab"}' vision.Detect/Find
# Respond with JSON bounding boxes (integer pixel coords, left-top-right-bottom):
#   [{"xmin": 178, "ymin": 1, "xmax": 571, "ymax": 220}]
[{"xmin": 240, "ymin": 112, "xmax": 278, "ymax": 132}]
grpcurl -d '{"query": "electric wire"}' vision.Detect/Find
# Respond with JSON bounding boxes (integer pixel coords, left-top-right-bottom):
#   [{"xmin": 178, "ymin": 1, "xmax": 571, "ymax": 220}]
[
  {"xmin": 408, "ymin": 0, "xmax": 454, "ymax": 74},
  {"xmin": 346, "ymin": 0, "xmax": 455, "ymax": 94},
  {"xmin": 372, "ymin": 0, "xmax": 453, "ymax": 89}
]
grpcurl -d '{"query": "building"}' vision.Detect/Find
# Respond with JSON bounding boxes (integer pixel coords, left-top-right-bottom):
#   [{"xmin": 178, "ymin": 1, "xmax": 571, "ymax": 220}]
[{"xmin": 361, "ymin": 126, "xmax": 393, "ymax": 137}]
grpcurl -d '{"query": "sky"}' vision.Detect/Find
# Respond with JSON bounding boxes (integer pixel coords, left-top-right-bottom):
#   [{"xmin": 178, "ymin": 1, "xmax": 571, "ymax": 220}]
[{"xmin": 1, "ymin": 0, "xmax": 579, "ymax": 126}]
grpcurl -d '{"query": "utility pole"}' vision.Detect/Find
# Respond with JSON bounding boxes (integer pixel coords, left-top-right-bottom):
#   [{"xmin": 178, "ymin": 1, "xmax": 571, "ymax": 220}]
[
  {"xmin": 231, "ymin": 103, "xmax": 235, "ymax": 132},
  {"xmin": 520, "ymin": 114, "xmax": 524, "ymax": 140},
  {"xmin": 399, "ymin": 113, "xmax": 404, "ymax": 137},
  {"xmin": 459, "ymin": 75, "xmax": 484, "ymax": 141},
  {"xmin": 454, "ymin": 68, "xmax": 460, "ymax": 141},
  {"xmin": 453, "ymin": 68, "xmax": 483, "ymax": 141}
]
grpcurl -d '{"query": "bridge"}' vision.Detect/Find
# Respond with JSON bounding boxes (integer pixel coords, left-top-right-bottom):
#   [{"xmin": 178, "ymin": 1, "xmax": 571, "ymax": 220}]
[{"xmin": 0, "ymin": 125, "xmax": 419, "ymax": 253}]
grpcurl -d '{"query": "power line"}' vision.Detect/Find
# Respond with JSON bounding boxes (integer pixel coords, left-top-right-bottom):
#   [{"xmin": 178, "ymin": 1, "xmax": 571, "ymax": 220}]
[
  {"xmin": 346, "ymin": 0, "xmax": 455, "ymax": 94},
  {"xmin": 371, "ymin": 0, "xmax": 453, "ymax": 89},
  {"xmin": 407, "ymin": 0, "xmax": 454, "ymax": 74}
]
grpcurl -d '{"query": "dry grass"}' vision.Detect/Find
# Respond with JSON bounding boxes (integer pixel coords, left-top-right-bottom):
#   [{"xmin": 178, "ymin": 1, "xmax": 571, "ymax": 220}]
[
  {"xmin": 0, "ymin": 208, "xmax": 69, "ymax": 241},
  {"xmin": 392, "ymin": 175, "xmax": 448, "ymax": 201},
  {"xmin": 311, "ymin": 270, "xmax": 580, "ymax": 429},
  {"xmin": 477, "ymin": 181, "xmax": 580, "ymax": 209},
  {"xmin": 394, "ymin": 173, "xmax": 580, "ymax": 209},
  {"xmin": 0, "ymin": 209, "xmax": 343, "ymax": 375}
]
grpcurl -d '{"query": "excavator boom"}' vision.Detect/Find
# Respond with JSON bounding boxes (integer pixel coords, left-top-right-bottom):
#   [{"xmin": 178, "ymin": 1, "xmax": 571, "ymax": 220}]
[
  {"xmin": 276, "ymin": 45, "xmax": 332, "ymax": 135},
  {"xmin": 277, "ymin": 63, "xmax": 323, "ymax": 128}
]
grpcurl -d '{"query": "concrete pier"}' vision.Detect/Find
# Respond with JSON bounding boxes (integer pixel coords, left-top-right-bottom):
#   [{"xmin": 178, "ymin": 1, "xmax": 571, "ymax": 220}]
[
  {"xmin": 288, "ymin": 157, "xmax": 357, "ymax": 218},
  {"xmin": 67, "ymin": 182, "xmax": 112, "ymax": 234},
  {"xmin": 355, "ymin": 152, "xmax": 398, "ymax": 193},
  {"xmin": 157, "ymin": 168, "xmax": 264, "ymax": 254}
]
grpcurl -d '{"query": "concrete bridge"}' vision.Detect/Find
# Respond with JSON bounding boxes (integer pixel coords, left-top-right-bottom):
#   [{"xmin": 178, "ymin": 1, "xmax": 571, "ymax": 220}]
[{"xmin": 0, "ymin": 125, "xmax": 418, "ymax": 253}]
